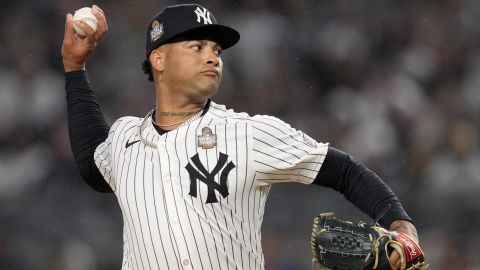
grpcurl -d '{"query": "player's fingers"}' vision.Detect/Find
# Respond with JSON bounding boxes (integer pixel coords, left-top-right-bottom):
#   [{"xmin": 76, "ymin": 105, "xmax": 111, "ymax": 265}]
[
  {"xmin": 73, "ymin": 21, "xmax": 95, "ymax": 36},
  {"xmin": 75, "ymin": 20, "xmax": 96, "ymax": 36},
  {"xmin": 63, "ymin": 13, "xmax": 75, "ymax": 46},
  {"xmin": 92, "ymin": 4, "xmax": 105, "ymax": 16},
  {"xmin": 92, "ymin": 5, "xmax": 108, "ymax": 39},
  {"xmin": 389, "ymin": 250, "xmax": 402, "ymax": 270},
  {"xmin": 75, "ymin": 21, "xmax": 97, "ymax": 47}
]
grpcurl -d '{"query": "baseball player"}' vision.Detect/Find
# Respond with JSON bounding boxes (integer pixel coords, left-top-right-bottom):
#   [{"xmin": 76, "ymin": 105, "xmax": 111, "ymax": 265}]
[{"xmin": 61, "ymin": 4, "xmax": 422, "ymax": 270}]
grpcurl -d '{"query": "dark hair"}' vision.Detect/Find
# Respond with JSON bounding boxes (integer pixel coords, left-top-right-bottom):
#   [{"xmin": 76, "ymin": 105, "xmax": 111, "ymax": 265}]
[{"xmin": 142, "ymin": 59, "xmax": 154, "ymax": 82}]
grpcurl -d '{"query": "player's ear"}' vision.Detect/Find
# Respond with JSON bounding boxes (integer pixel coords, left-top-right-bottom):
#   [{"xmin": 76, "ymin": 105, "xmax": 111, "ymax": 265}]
[{"xmin": 149, "ymin": 48, "xmax": 165, "ymax": 73}]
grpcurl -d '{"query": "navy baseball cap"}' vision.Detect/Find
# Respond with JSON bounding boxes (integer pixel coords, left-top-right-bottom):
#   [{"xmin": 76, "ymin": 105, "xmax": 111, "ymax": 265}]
[{"xmin": 145, "ymin": 4, "xmax": 240, "ymax": 58}]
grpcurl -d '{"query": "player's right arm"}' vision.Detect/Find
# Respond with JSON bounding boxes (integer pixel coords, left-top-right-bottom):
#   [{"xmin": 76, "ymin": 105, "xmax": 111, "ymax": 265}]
[{"xmin": 62, "ymin": 5, "xmax": 112, "ymax": 192}]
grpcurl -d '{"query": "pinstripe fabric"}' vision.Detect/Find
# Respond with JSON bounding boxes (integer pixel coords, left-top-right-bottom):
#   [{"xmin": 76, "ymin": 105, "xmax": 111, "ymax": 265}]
[{"xmin": 94, "ymin": 101, "xmax": 328, "ymax": 270}]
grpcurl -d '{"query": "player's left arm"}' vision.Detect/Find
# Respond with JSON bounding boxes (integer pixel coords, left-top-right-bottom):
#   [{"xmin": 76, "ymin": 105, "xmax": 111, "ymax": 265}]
[
  {"xmin": 250, "ymin": 115, "xmax": 413, "ymax": 229},
  {"xmin": 313, "ymin": 146, "xmax": 417, "ymax": 230},
  {"xmin": 250, "ymin": 115, "xmax": 420, "ymax": 268},
  {"xmin": 314, "ymin": 147, "xmax": 412, "ymax": 228},
  {"xmin": 314, "ymin": 147, "xmax": 420, "ymax": 268}
]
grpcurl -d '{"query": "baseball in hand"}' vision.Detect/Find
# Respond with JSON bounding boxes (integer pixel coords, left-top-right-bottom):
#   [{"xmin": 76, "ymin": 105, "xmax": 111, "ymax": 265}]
[{"xmin": 73, "ymin": 7, "xmax": 98, "ymax": 36}]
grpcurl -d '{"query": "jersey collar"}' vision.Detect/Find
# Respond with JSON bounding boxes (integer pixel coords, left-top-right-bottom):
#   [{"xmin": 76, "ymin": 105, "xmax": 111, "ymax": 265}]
[{"xmin": 139, "ymin": 99, "xmax": 213, "ymax": 148}]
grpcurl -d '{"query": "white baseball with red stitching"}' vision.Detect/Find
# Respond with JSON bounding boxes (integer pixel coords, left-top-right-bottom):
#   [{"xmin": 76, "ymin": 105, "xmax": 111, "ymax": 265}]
[{"xmin": 73, "ymin": 7, "xmax": 98, "ymax": 36}]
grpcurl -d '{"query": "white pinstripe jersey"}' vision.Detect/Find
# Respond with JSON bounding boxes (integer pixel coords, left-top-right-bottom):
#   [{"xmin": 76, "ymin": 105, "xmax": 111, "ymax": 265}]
[{"xmin": 94, "ymin": 101, "xmax": 328, "ymax": 270}]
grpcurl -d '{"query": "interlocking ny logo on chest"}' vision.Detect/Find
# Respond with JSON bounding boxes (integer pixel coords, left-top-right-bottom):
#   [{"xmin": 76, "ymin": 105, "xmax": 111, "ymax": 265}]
[{"xmin": 185, "ymin": 153, "xmax": 235, "ymax": 204}]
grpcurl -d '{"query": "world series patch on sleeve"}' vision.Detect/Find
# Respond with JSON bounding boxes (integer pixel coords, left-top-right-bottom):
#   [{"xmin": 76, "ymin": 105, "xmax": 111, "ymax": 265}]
[{"xmin": 311, "ymin": 213, "xmax": 428, "ymax": 270}]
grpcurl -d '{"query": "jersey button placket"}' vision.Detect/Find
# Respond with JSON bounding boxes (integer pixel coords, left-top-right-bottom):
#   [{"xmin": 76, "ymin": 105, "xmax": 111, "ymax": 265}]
[
  {"xmin": 171, "ymin": 217, "xmax": 178, "ymax": 226},
  {"xmin": 157, "ymin": 138, "xmax": 193, "ymax": 269},
  {"xmin": 158, "ymin": 138, "xmax": 190, "ymax": 268},
  {"xmin": 182, "ymin": 258, "xmax": 191, "ymax": 269}
]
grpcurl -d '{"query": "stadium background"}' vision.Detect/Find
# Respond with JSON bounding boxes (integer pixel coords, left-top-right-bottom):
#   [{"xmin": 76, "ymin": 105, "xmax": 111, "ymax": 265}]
[{"xmin": 1, "ymin": 0, "xmax": 479, "ymax": 269}]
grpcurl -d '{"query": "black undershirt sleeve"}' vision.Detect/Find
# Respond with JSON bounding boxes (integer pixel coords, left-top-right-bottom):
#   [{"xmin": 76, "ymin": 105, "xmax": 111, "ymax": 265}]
[
  {"xmin": 313, "ymin": 147, "xmax": 411, "ymax": 228},
  {"xmin": 65, "ymin": 70, "xmax": 112, "ymax": 193}
]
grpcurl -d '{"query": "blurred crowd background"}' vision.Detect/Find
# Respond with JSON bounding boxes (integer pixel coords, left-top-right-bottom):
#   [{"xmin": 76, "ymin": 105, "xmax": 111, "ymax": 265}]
[{"xmin": 1, "ymin": 0, "xmax": 479, "ymax": 269}]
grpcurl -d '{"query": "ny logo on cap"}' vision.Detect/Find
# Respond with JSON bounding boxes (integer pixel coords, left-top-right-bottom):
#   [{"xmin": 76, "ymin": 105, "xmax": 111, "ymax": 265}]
[{"xmin": 194, "ymin": 7, "xmax": 212, "ymax": 24}]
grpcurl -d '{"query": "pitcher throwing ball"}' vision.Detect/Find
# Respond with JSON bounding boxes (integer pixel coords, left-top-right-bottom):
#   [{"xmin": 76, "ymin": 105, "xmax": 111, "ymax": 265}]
[{"xmin": 61, "ymin": 4, "xmax": 425, "ymax": 269}]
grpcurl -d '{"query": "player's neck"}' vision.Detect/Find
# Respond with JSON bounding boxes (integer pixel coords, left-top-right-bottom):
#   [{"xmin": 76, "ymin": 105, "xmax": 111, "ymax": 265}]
[{"xmin": 154, "ymin": 93, "xmax": 206, "ymax": 130}]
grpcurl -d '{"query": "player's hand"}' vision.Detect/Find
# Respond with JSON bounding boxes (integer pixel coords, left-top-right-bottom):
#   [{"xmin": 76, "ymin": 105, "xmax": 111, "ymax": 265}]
[
  {"xmin": 389, "ymin": 220, "xmax": 419, "ymax": 269},
  {"xmin": 61, "ymin": 5, "xmax": 108, "ymax": 72}
]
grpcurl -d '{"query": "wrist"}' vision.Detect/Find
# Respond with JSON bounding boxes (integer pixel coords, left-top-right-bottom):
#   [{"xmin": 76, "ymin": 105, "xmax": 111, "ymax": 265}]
[
  {"xmin": 63, "ymin": 60, "xmax": 86, "ymax": 72},
  {"xmin": 390, "ymin": 220, "xmax": 419, "ymax": 243}
]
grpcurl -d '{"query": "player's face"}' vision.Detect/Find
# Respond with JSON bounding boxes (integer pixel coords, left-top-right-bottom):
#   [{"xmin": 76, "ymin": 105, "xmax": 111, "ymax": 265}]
[{"xmin": 161, "ymin": 39, "xmax": 223, "ymax": 98}]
